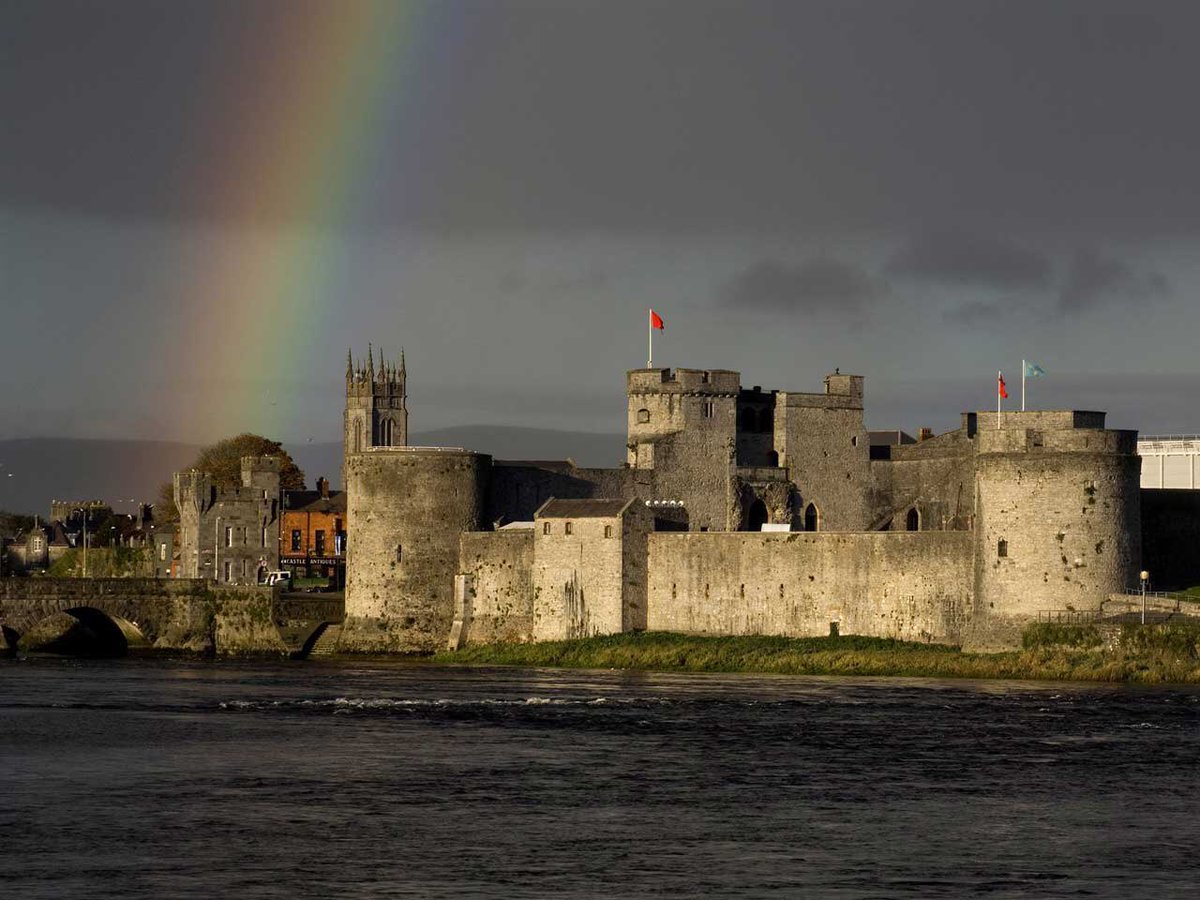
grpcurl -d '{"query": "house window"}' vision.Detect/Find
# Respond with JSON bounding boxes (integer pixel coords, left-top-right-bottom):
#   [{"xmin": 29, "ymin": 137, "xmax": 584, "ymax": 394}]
[
  {"xmin": 335, "ymin": 532, "xmax": 346, "ymax": 554},
  {"xmin": 314, "ymin": 530, "xmax": 326, "ymax": 555},
  {"xmin": 224, "ymin": 526, "xmax": 233, "ymax": 548},
  {"xmin": 704, "ymin": 401, "xmax": 715, "ymax": 418},
  {"xmin": 565, "ymin": 522, "xmax": 573, "ymax": 535},
  {"xmin": 291, "ymin": 530, "xmax": 302, "ymax": 552},
  {"xmin": 543, "ymin": 522, "xmax": 551, "ymax": 535},
  {"xmin": 604, "ymin": 525, "xmax": 613, "ymax": 538},
  {"xmin": 998, "ymin": 539, "xmax": 1008, "ymax": 558}
]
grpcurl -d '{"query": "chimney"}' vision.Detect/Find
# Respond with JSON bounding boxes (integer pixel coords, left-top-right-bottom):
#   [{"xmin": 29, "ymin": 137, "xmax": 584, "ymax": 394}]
[
  {"xmin": 919, "ymin": 427, "xmax": 933, "ymax": 442},
  {"xmin": 317, "ymin": 477, "xmax": 329, "ymax": 498}
]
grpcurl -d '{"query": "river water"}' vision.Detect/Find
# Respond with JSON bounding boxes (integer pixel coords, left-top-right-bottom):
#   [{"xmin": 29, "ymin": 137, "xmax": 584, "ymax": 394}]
[{"xmin": 1, "ymin": 658, "xmax": 1197, "ymax": 898}]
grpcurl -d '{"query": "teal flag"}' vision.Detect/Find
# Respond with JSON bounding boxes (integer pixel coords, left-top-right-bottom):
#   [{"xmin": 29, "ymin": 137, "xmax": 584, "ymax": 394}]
[{"xmin": 1024, "ymin": 361, "xmax": 1046, "ymax": 378}]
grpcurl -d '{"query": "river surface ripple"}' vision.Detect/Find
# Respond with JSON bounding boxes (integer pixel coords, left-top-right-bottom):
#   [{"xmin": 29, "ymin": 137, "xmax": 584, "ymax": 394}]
[{"xmin": 1, "ymin": 658, "xmax": 1198, "ymax": 898}]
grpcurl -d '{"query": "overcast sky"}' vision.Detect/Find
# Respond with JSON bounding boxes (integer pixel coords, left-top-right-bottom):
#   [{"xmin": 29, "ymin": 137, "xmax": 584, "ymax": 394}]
[{"xmin": 3, "ymin": 0, "xmax": 1198, "ymax": 449}]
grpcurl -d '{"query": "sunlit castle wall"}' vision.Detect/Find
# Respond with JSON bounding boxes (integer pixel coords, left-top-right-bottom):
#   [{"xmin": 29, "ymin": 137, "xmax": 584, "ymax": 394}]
[
  {"xmin": 971, "ymin": 411, "xmax": 1141, "ymax": 646},
  {"xmin": 341, "ymin": 448, "xmax": 490, "ymax": 653}
]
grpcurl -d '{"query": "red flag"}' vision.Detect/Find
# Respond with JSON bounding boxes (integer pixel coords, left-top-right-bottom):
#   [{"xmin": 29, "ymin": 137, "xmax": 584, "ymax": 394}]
[
  {"xmin": 650, "ymin": 309, "xmax": 665, "ymax": 330},
  {"xmin": 998, "ymin": 373, "xmax": 1008, "ymax": 399}
]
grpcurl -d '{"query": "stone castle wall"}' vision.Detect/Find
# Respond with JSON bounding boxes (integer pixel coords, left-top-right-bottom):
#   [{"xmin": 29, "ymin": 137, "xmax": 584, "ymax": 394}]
[
  {"xmin": 458, "ymin": 530, "xmax": 534, "ymax": 644},
  {"xmin": 972, "ymin": 447, "xmax": 1141, "ymax": 644},
  {"xmin": 342, "ymin": 448, "xmax": 489, "ymax": 653},
  {"xmin": 533, "ymin": 511, "xmax": 628, "ymax": 640},
  {"xmin": 646, "ymin": 531, "xmax": 973, "ymax": 643}
]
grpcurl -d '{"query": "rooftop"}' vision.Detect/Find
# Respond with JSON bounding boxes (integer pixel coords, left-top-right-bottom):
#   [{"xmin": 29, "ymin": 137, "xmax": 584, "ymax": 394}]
[{"xmin": 536, "ymin": 498, "xmax": 633, "ymax": 519}]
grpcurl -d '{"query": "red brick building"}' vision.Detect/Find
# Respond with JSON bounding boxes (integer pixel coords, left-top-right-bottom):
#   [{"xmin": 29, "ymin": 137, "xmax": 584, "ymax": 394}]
[{"xmin": 280, "ymin": 477, "xmax": 346, "ymax": 586}]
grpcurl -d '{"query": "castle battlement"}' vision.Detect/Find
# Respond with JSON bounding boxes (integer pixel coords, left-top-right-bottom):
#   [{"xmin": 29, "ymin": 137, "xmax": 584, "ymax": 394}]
[{"xmin": 627, "ymin": 368, "xmax": 740, "ymax": 395}]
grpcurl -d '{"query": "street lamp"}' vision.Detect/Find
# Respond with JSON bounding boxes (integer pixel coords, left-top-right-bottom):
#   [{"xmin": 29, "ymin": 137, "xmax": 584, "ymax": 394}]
[
  {"xmin": 1140, "ymin": 570, "xmax": 1150, "ymax": 624},
  {"xmin": 74, "ymin": 507, "xmax": 89, "ymax": 578}
]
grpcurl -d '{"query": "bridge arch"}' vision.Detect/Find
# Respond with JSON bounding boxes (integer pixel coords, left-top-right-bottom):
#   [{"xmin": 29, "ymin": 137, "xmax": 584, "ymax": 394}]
[{"xmin": 19, "ymin": 607, "xmax": 149, "ymax": 657}]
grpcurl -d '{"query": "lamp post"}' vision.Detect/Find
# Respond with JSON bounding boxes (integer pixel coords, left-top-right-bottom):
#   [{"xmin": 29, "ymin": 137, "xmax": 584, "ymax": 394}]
[
  {"xmin": 74, "ymin": 507, "xmax": 89, "ymax": 578},
  {"xmin": 1140, "ymin": 570, "xmax": 1150, "ymax": 624}
]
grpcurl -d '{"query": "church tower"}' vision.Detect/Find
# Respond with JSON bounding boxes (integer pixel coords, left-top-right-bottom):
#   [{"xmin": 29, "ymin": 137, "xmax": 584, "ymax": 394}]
[{"xmin": 343, "ymin": 345, "xmax": 408, "ymax": 484}]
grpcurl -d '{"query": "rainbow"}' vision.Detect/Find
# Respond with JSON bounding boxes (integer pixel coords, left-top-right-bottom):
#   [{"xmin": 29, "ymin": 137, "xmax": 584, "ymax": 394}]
[{"xmin": 172, "ymin": 1, "xmax": 452, "ymax": 442}]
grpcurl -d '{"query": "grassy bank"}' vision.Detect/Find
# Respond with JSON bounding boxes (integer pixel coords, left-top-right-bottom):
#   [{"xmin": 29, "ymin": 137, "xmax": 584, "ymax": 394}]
[{"xmin": 433, "ymin": 625, "xmax": 1200, "ymax": 684}]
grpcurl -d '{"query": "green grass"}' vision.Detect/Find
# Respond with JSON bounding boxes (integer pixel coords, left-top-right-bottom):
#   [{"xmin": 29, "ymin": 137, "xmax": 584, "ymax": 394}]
[{"xmin": 432, "ymin": 627, "xmax": 1200, "ymax": 684}]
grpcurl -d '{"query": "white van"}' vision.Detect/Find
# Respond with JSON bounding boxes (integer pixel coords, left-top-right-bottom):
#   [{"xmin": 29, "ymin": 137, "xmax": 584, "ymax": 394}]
[{"xmin": 262, "ymin": 570, "xmax": 293, "ymax": 589}]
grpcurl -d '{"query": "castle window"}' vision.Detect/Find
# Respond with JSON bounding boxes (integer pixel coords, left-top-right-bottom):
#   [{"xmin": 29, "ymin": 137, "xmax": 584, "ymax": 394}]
[
  {"xmin": 262, "ymin": 527, "xmax": 268, "ymax": 548},
  {"xmin": 354, "ymin": 421, "xmax": 362, "ymax": 454},
  {"xmin": 804, "ymin": 503, "xmax": 819, "ymax": 532},
  {"xmin": 637, "ymin": 408, "xmax": 650, "ymax": 424},
  {"xmin": 225, "ymin": 526, "xmax": 233, "ymax": 548},
  {"xmin": 543, "ymin": 522, "xmax": 551, "ymax": 535},
  {"xmin": 704, "ymin": 401, "xmax": 715, "ymax": 418},
  {"xmin": 906, "ymin": 508, "xmax": 920, "ymax": 532},
  {"xmin": 998, "ymin": 539, "xmax": 1008, "ymax": 558},
  {"xmin": 565, "ymin": 522, "xmax": 573, "ymax": 535},
  {"xmin": 223, "ymin": 561, "xmax": 232, "ymax": 582},
  {"xmin": 395, "ymin": 544, "xmax": 402, "ymax": 563},
  {"xmin": 604, "ymin": 525, "xmax": 613, "ymax": 538},
  {"xmin": 758, "ymin": 407, "xmax": 773, "ymax": 433},
  {"xmin": 851, "ymin": 435, "xmax": 858, "ymax": 447},
  {"xmin": 159, "ymin": 543, "xmax": 167, "ymax": 561}
]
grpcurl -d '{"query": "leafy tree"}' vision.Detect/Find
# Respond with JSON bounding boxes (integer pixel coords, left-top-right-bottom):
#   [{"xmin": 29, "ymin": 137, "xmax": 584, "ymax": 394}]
[
  {"xmin": 0, "ymin": 510, "xmax": 35, "ymax": 538},
  {"xmin": 156, "ymin": 434, "xmax": 305, "ymax": 523}
]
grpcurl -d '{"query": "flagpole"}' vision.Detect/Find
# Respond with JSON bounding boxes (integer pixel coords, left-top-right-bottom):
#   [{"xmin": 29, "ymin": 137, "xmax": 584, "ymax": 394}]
[
  {"xmin": 997, "ymin": 370, "xmax": 1002, "ymax": 429},
  {"xmin": 647, "ymin": 309, "xmax": 652, "ymax": 368},
  {"xmin": 1022, "ymin": 359, "xmax": 1026, "ymax": 412}
]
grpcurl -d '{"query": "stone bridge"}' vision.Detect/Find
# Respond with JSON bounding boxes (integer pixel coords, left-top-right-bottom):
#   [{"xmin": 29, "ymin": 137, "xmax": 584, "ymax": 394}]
[{"xmin": 0, "ymin": 578, "xmax": 344, "ymax": 657}]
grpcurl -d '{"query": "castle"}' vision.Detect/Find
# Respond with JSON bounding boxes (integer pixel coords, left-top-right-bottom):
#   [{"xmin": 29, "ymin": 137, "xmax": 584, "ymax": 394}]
[{"xmin": 336, "ymin": 352, "xmax": 1159, "ymax": 652}]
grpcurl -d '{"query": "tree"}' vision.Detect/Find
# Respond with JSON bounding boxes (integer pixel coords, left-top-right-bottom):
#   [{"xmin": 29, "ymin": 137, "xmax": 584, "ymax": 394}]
[
  {"xmin": 156, "ymin": 434, "xmax": 305, "ymax": 523},
  {"xmin": 0, "ymin": 510, "xmax": 35, "ymax": 539}
]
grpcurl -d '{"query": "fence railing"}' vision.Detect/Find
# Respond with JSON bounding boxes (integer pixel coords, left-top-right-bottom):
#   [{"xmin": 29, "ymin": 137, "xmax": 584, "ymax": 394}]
[{"xmin": 1036, "ymin": 609, "xmax": 1101, "ymax": 624}]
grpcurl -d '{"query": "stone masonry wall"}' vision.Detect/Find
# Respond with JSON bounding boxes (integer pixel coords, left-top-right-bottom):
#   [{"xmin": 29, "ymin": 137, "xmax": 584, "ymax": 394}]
[
  {"xmin": 775, "ymin": 397, "xmax": 870, "ymax": 531},
  {"xmin": 533, "ymin": 513, "xmax": 628, "ymax": 640},
  {"xmin": 647, "ymin": 531, "xmax": 973, "ymax": 643},
  {"xmin": 458, "ymin": 530, "xmax": 534, "ymax": 644},
  {"xmin": 342, "ymin": 449, "xmax": 489, "ymax": 653},
  {"xmin": 972, "ymin": 450, "xmax": 1140, "ymax": 646}
]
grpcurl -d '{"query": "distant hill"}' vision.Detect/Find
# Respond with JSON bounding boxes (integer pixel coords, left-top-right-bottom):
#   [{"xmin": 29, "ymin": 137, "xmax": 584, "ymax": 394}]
[{"xmin": 0, "ymin": 427, "xmax": 625, "ymax": 515}]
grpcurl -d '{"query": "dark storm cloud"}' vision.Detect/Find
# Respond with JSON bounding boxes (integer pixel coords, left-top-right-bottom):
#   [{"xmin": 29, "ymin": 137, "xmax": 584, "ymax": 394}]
[
  {"xmin": 888, "ymin": 233, "xmax": 1053, "ymax": 289},
  {"xmin": 6, "ymin": 1, "xmax": 1200, "ymax": 236},
  {"xmin": 1058, "ymin": 249, "xmax": 1169, "ymax": 313},
  {"xmin": 720, "ymin": 259, "xmax": 884, "ymax": 315}
]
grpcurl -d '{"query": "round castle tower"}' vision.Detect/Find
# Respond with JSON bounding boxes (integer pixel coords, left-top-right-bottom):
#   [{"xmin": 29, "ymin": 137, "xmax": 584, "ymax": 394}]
[
  {"xmin": 972, "ymin": 411, "xmax": 1140, "ymax": 643},
  {"xmin": 341, "ymin": 447, "xmax": 490, "ymax": 653}
]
